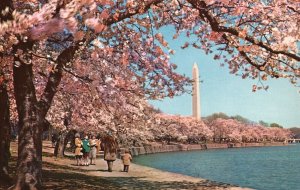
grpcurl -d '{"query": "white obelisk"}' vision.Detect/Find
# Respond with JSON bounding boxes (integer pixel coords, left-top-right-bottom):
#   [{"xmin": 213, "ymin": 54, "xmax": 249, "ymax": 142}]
[{"xmin": 192, "ymin": 63, "xmax": 201, "ymax": 120}]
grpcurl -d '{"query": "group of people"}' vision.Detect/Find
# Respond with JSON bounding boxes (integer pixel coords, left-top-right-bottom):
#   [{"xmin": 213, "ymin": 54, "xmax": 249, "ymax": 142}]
[
  {"xmin": 75, "ymin": 134, "xmax": 99, "ymax": 166},
  {"xmin": 74, "ymin": 133, "xmax": 132, "ymax": 172}
]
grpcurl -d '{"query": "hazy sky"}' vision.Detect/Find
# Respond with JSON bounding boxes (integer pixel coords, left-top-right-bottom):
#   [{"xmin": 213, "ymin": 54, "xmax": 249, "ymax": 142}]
[{"xmin": 150, "ymin": 27, "xmax": 300, "ymax": 128}]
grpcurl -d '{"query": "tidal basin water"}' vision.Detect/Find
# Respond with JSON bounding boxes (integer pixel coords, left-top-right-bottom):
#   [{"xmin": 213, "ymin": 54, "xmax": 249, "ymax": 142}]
[{"xmin": 134, "ymin": 144, "xmax": 300, "ymax": 190}]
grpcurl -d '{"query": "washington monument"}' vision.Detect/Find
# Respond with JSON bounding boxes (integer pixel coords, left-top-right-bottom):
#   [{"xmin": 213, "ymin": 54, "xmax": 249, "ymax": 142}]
[{"xmin": 192, "ymin": 63, "xmax": 201, "ymax": 120}]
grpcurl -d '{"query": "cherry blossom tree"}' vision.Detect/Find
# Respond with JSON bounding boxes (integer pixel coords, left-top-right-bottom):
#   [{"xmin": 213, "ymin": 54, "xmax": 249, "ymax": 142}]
[
  {"xmin": 206, "ymin": 118, "xmax": 292, "ymax": 143},
  {"xmin": 181, "ymin": 0, "xmax": 300, "ymax": 90},
  {"xmin": 0, "ymin": 0, "xmax": 299, "ymax": 189},
  {"xmin": 131, "ymin": 114, "xmax": 292, "ymax": 145},
  {"xmin": 0, "ymin": 1, "xmax": 190, "ymax": 188},
  {"xmin": 152, "ymin": 114, "xmax": 213, "ymax": 144}
]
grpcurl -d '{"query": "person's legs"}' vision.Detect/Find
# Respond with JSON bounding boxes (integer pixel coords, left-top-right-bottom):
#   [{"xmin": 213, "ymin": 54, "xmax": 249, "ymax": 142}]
[
  {"xmin": 107, "ymin": 161, "xmax": 110, "ymax": 171},
  {"xmin": 76, "ymin": 156, "xmax": 79, "ymax": 166},
  {"xmin": 92, "ymin": 148, "xmax": 97, "ymax": 165},
  {"xmin": 89, "ymin": 150, "xmax": 94, "ymax": 165},
  {"xmin": 83, "ymin": 153, "xmax": 88, "ymax": 165},
  {"xmin": 124, "ymin": 165, "xmax": 129, "ymax": 172},
  {"xmin": 76, "ymin": 155, "xmax": 82, "ymax": 166},
  {"xmin": 107, "ymin": 161, "xmax": 113, "ymax": 172},
  {"xmin": 86, "ymin": 153, "xmax": 90, "ymax": 165}
]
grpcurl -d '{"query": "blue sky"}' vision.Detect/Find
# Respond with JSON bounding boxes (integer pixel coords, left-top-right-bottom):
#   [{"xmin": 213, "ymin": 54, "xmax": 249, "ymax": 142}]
[{"xmin": 149, "ymin": 27, "xmax": 300, "ymax": 128}]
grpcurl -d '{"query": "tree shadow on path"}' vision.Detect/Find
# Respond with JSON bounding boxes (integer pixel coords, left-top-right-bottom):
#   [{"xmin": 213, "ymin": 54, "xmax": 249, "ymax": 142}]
[
  {"xmin": 1, "ymin": 157, "xmax": 236, "ymax": 190},
  {"xmin": 43, "ymin": 162, "xmax": 234, "ymax": 190}
]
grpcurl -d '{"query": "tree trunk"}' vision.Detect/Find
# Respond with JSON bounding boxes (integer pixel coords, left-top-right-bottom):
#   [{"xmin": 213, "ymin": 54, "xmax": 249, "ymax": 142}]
[
  {"xmin": 54, "ymin": 131, "xmax": 68, "ymax": 158},
  {"xmin": 0, "ymin": 0, "xmax": 13, "ymax": 185},
  {"xmin": 54, "ymin": 129, "xmax": 75, "ymax": 157},
  {"xmin": 9, "ymin": 38, "xmax": 81, "ymax": 190},
  {"xmin": 0, "ymin": 71, "xmax": 12, "ymax": 185},
  {"xmin": 11, "ymin": 62, "xmax": 43, "ymax": 190},
  {"xmin": 48, "ymin": 127, "xmax": 53, "ymax": 141}
]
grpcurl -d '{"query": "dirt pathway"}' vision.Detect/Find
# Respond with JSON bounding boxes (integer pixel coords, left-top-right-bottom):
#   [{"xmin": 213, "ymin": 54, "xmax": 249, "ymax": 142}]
[{"xmin": 40, "ymin": 142, "xmax": 253, "ymax": 190}]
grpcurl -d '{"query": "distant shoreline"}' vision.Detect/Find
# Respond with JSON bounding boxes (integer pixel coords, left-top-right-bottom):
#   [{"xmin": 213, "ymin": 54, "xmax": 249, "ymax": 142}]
[{"xmin": 124, "ymin": 142, "xmax": 287, "ymax": 156}]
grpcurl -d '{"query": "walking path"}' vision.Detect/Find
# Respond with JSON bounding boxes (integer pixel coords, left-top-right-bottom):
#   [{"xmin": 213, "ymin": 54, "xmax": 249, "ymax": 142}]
[{"xmin": 41, "ymin": 142, "xmax": 253, "ymax": 190}]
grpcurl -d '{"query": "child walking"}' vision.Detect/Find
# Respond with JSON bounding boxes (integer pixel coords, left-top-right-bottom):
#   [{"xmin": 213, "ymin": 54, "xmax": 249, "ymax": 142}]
[{"xmin": 121, "ymin": 149, "xmax": 132, "ymax": 172}]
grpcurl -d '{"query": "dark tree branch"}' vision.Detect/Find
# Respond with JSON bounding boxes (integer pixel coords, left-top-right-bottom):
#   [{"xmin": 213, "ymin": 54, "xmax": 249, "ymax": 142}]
[
  {"xmin": 187, "ymin": 0, "xmax": 300, "ymax": 62},
  {"xmin": 104, "ymin": 0, "xmax": 163, "ymax": 26},
  {"xmin": 63, "ymin": 68, "xmax": 93, "ymax": 83},
  {"xmin": 38, "ymin": 41, "xmax": 82, "ymax": 118}
]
